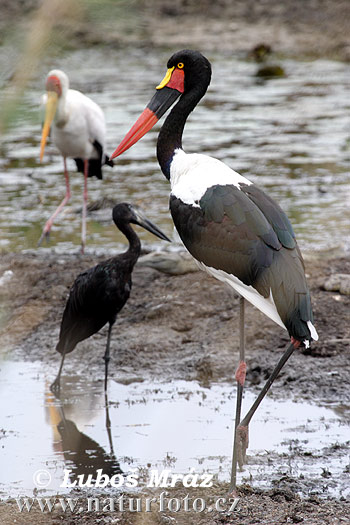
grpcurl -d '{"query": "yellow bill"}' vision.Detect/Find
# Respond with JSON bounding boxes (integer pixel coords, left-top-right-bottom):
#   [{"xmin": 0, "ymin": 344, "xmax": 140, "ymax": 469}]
[
  {"xmin": 156, "ymin": 67, "xmax": 175, "ymax": 90},
  {"xmin": 40, "ymin": 91, "xmax": 58, "ymax": 162}
]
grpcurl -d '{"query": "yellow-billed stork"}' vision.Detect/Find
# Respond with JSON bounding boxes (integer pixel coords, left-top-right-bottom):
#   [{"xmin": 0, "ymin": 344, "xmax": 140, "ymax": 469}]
[
  {"xmin": 109, "ymin": 50, "xmax": 318, "ymax": 491},
  {"xmin": 39, "ymin": 69, "xmax": 113, "ymax": 253}
]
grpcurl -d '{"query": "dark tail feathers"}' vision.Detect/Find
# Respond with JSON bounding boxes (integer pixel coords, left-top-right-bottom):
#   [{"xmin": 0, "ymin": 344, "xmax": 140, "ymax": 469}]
[
  {"xmin": 74, "ymin": 139, "xmax": 114, "ymax": 180},
  {"xmin": 104, "ymin": 155, "xmax": 114, "ymax": 167}
]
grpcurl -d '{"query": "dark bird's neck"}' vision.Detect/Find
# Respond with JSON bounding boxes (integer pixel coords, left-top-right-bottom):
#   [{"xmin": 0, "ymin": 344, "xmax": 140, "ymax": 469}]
[
  {"xmin": 157, "ymin": 86, "xmax": 207, "ymax": 180},
  {"xmin": 116, "ymin": 223, "xmax": 141, "ymax": 267}
]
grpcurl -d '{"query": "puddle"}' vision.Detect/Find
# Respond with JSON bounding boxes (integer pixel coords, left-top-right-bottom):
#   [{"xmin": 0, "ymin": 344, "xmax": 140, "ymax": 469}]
[
  {"xmin": 0, "ymin": 49, "xmax": 349, "ymax": 254},
  {"xmin": 0, "ymin": 360, "xmax": 348, "ymax": 498}
]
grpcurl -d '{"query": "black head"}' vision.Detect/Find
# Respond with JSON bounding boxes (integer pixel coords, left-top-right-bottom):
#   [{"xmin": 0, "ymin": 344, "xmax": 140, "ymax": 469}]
[
  {"xmin": 166, "ymin": 49, "xmax": 212, "ymax": 95},
  {"xmin": 110, "ymin": 50, "xmax": 212, "ymax": 161},
  {"xmin": 112, "ymin": 202, "xmax": 134, "ymax": 225},
  {"xmin": 112, "ymin": 203, "xmax": 170, "ymax": 242}
]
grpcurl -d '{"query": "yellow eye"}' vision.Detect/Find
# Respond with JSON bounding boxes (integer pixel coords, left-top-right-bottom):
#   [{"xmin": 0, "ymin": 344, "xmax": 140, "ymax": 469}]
[{"xmin": 177, "ymin": 62, "xmax": 184, "ymax": 69}]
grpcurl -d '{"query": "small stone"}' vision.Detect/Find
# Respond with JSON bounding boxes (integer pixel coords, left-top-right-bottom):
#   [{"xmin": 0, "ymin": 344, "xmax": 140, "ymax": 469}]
[
  {"xmin": 323, "ymin": 274, "xmax": 350, "ymax": 295},
  {"xmin": 138, "ymin": 251, "xmax": 199, "ymax": 275},
  {"xmin": 340, "ymin": 279, "xmax": 350, "ymax": 295}
]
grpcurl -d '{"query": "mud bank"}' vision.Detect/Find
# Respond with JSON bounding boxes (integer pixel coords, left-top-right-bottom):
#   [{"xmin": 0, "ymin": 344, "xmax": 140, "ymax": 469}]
[
  {"xmin": 1, "ymin": 0, "xmax": 350, "ymax": 60},
  {"xmin": 1, "ymin": 251, "xmax": 349, "ymax": 404},
  {"xmin": 0, "ymin": 251, "xmax": 349, "ymax": 523}
]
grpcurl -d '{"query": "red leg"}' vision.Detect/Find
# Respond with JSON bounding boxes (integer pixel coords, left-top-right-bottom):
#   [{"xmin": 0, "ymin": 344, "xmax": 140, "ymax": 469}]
[
  {"xmin": 38, "ymin": 158, "xmax": 71, "ymax": 246},
  {"xmin": 81, "ymin": 159, "xmax": 88, "ymax": 254}
]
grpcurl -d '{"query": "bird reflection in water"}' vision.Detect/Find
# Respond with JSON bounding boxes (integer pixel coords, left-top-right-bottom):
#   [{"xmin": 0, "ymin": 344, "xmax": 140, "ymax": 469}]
[{"xmin": 46, "ymin": 383, "xmax": 121, "ymax": 483}]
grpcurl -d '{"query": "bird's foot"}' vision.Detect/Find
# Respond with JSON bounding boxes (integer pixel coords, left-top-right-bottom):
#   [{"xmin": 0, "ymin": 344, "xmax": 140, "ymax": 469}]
[
  {"xmin": 50, "ymin": 377, "xmax": 61, "ymax": 395},
  {"xmin": 236, "ymin": 424, "xmax": 249, "ymax": 469},
  {"xmin": 38, "ymin": 223, "xmax": 52, "ymax": 247},
  {"xmin": 226, "ymin": 492, "xmax": 240, "ymax": 510}
]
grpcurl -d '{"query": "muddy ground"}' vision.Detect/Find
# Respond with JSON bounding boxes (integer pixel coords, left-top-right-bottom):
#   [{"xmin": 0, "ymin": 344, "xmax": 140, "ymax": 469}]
[
  {"xmin": 1, "ymin": 251, "xmax": 350, "ymax": 405},
  {"xmin": 0, "ymin": 249, "xmax": 349, "ymax": 524}
]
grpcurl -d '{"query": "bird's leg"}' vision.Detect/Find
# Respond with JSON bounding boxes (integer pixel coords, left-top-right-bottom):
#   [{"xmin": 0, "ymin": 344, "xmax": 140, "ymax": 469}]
[
  {"xmin": 38, "ymin": 158, "xmax": 71, "ymax": 246},
  {"xmin": 81, "ymin": 159, "xmax": 88, "ymax": 254},
  {"xmin": 103, "ymin": 322, "xmax": 113, "ymax": 391},
  {"xmin": 104, "ymin": 390, "xmax": 115, "ymax": 456},
  {"xmin": 230, "ymin": 297, "xmax": 246, "ymax": 493},
  {"xmin": 235, "ymin": 339, "xmax": 299, "ymax": 469},
  {"xmin": 50, "ymin": 348, "xmax": 67, "ymax": 395}
]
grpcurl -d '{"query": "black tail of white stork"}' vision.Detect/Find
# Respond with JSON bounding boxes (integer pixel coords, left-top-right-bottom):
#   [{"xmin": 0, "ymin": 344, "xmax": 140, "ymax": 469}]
[
  {"xmin": 109, "ymin": 49, "xmax": 318, "ymax": 492},
  {"xmin": 74, "ymin": 139, "xmax": 114, "ymax": 180}
]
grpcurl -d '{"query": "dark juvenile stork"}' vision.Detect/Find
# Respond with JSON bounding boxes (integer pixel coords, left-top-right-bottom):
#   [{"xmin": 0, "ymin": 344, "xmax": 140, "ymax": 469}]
[
  {"xmin": 39, "ymin": 69, "xmax": 114, "ymax": 253},
  {"xmin": 109, "ymin": 50, "xmax": 319, "ymax": 490},
  {"xmin": 51, "ymin": 203, "xmax": 170, "ymax": 393}
]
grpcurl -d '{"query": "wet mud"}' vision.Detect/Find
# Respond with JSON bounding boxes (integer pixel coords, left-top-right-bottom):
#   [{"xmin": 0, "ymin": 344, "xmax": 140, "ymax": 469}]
[
  {"xmin": 0, "ymin": 250, "xmax": 349, "ymax": 524},
  {"xmin": 1, "ymin": 251, "xmax": 350, "ymax": 404}
]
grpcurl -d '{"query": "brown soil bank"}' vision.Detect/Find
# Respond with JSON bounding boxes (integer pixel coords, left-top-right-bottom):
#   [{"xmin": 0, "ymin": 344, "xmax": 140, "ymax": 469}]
[
  {"xmin": 1, "ymin": 0, "xmax": 350, "ymax": 60},
  {"xmin": 1, "ymin": 251, "xmax": 349, "ymax": 405}
]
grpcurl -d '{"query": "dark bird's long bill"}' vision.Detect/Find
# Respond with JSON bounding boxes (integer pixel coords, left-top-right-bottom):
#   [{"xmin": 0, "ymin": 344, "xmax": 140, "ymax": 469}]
[
  {"xmin": 110, "ymin": 87, "xmax": 181, "ymax": 159},
  {"xmin": 134, "ymin": 209, "xmax": 171, "ymax": 242}
]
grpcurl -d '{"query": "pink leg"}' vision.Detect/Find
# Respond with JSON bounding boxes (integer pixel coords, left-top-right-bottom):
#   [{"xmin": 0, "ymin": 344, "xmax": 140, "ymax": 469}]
[
  {"xmin": 38, "ymin": 158, "xmax": 71, "ymax": 246},
  {"xmin": 81, "ymin": 159, "xmax": 88, "ymax": 254}
]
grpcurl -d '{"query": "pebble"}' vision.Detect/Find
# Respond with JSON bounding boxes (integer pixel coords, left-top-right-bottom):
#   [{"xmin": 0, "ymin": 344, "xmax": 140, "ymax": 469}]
[
  {"xmin": 322, "ymin": 273, "xmax": 350, "ymax": 295},
  {"xmin": 0, "ymin": 269, "xmax": 13, "ymax": 286},
  {"xmin": 137, "ymin": 251, "xmax": 199, "ymax": 275}
]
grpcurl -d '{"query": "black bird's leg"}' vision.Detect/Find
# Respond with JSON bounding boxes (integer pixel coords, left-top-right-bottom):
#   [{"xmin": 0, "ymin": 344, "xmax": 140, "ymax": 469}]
[
  {"xmin": 230, "ymin": 297, "xmax": 246, "ymax": 493},
  {"xmin": 103, "ymin": 322, "xmax": 113, "ymax": 391},
  {"xmin": 234, "ymin": 340, "xmax": 298, "ymax": 476},
  {"xmin": 51, "ymin": 348, "xmax": 67, "ymax": 394},
  {"xmin": 104, "ymin": 390, "xmax": 115, "ymax": 456}
]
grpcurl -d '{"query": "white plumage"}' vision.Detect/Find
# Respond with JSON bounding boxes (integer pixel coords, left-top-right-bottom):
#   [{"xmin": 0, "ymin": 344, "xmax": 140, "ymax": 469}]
[
  {"xmin": 199, "ymin": 262, "xmax": 286, "ymax": 327},
  {"xmin": 170, "ymin": 149, "xmax": 252, "ymax": 206},
  {"xmin": 41, "ymin": 76, "xmax": 106, "ymax": 159}
]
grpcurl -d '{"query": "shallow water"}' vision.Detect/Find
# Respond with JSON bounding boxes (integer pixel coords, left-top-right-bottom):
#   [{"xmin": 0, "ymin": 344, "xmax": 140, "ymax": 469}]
[
  {"xmin": 0, "ymin": 360, "xmax": 348, "ymax": 498},
  {"xmin": 0, "ymin": 48, "xmax": 349, "ymax": 254}
]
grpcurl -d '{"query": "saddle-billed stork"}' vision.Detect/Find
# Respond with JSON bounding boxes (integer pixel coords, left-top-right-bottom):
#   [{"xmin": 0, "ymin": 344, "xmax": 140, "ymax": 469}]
[
  {"xmin": 109, "ymin": 50, "xmax": 318, "ymax": 491},
  {"xmin": 51, "ymin": 203, "xmax": 170, "ymax": 393},
  {"xmin": 39, "ymin": 69, "xmax": 113, "ymax": 253}
]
